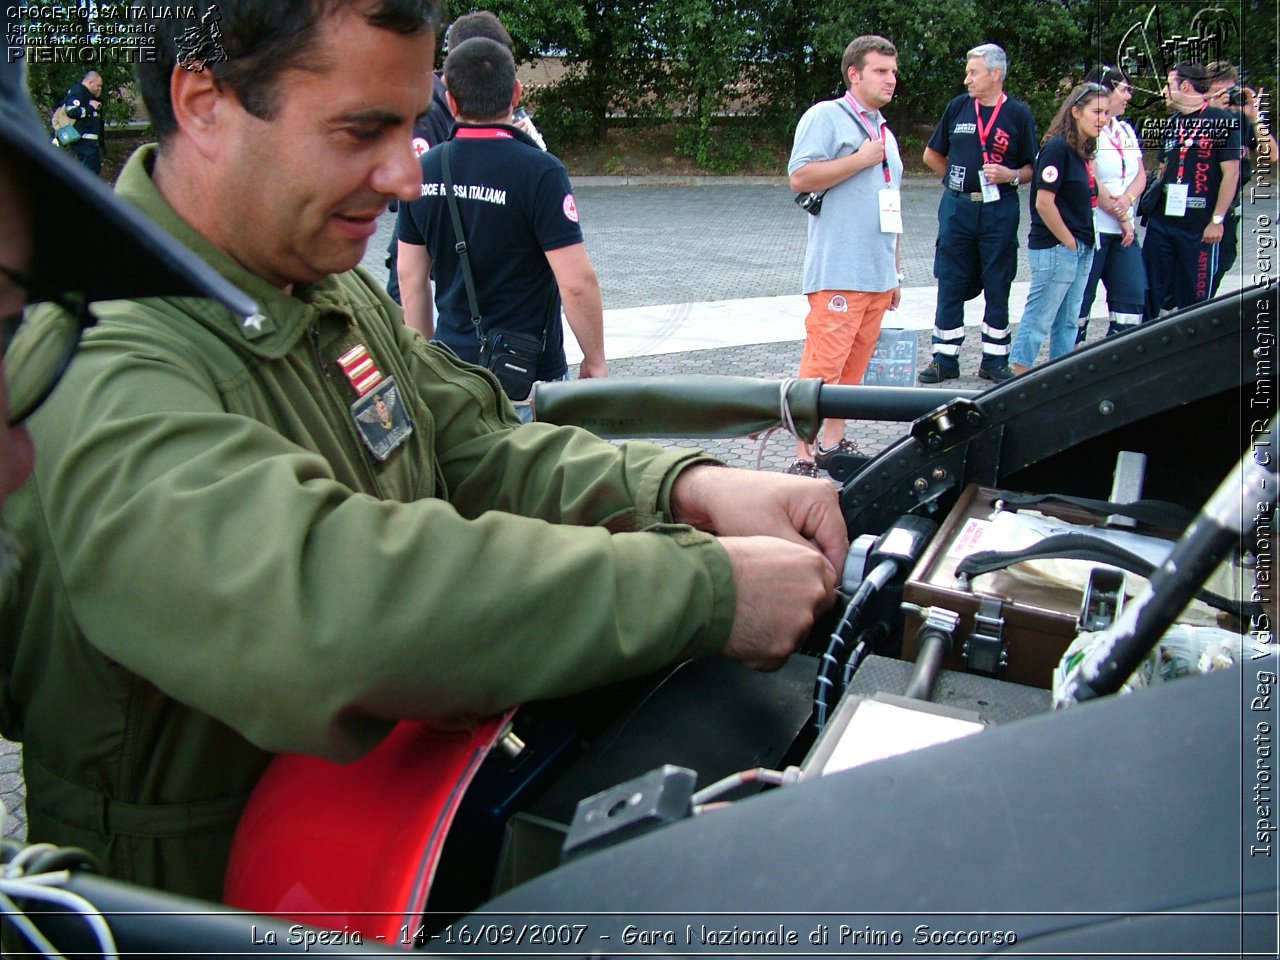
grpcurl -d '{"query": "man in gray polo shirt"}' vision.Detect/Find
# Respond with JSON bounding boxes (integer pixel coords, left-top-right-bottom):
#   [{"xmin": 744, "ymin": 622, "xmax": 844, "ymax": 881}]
[{"xmin": 786, "ymin": 34, "xmax": 903, "ymax": 476}]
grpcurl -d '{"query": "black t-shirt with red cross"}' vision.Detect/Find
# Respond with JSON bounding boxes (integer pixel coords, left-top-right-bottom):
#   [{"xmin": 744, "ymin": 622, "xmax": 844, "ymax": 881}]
[
  {"xmin": 927, "ymin": 93, "xmax": 1038, "ymax": 195},
  {"xmin": 1152, "ymin": 105, "xmax": 1243, "ymax": 233},
  {"xmin": 1028, "ymin": 135, "xmax": 1097, "ymax": 250},
  {"xmin": 397, "ymin": 123, "xmax": 584, "ymax": 380}
]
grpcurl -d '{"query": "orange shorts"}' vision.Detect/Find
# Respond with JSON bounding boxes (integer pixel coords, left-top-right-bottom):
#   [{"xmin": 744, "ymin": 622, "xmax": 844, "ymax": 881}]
[{"xmin": 797, "ymin": 289, "xmax": 895, "ymax": 385}]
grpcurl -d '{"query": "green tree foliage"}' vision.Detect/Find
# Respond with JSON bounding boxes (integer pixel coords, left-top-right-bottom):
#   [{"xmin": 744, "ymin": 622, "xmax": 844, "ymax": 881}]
[
  {"xmin": 649, "ymin": 0, "xmax": 759, "ymax": 167},
  {"xmin": 1086, "ymin": 0, "xmax": 1276, "ymax": 143},
  {"xmin": 481, "ymin": 0, "xmax": 666, "ymax": 141}
]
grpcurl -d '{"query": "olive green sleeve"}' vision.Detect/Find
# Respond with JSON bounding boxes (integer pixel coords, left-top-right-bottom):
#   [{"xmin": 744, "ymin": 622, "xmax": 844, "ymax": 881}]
[{"xmin": 24, "ymin": 312, "xmax": 735, "ymax": 764}]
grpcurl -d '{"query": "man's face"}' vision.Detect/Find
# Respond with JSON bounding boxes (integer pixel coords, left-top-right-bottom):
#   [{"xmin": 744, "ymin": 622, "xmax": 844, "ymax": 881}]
[
  {"xmin": 850, "ymin": 51, "xmax": 897, "ymax": 110},
  {"xmin": 84, "ymin": 73, "xmax": 102, "ymax": 97},
  {"xmin": 210, "ymin": 7, "xmax": 433, "ymax": 289},
  {"xmin": 964, "ymin": 57, "xmax": 1000, "ymax": 99},
  {"xmin": 0, "ymin": 148, "xmax": 36, "ymax": 508},
  {"xmin": 1166, "ymin": 73, "xmax": 1204, "ymax": 112}
]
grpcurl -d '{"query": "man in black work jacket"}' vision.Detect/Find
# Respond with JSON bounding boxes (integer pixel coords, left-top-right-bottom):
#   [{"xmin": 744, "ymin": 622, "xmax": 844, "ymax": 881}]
[
  {"xmin": 920, "ymin": 43, "xmax": 1036, "ymax": 384},
  {"xmin": 62, "ymin": 70, "xmax": 104, "ymax": 174}
]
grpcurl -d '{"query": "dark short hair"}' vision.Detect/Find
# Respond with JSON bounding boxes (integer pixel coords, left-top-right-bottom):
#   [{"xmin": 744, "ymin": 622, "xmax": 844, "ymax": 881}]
[
  {"xmin": 446, "ymin": 10, "xmax": 512, "ymax": 52},
  {"xmin": 841, "ymin": 35, "xmax": 896, "ymax": 85},
  {"xmin": 443, "ymin": 36, "xmax": 516, "ymax": 122},
  {"xmin": 1085, "ymin": 63, "xmax": 1129, "ymax": 91},
  {"xmin": 1171, "ymin": 61, "xmax": 1210, "ymax": 94},
  {"xmin": 137, "ymin": 0, "xmax": 441, "ymax": 143}
]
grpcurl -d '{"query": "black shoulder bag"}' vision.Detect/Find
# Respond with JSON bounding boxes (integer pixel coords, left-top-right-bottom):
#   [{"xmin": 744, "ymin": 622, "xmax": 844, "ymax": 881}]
[{"xmin": 441, "ymin": 141, "xmax": 548, "ymax": 401}]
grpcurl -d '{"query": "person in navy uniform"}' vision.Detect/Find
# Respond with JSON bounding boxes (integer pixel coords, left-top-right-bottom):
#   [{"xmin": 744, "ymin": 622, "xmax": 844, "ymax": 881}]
[
  {"xmin": 62, "ymin": 70, "xmax": 105, "ymax": 174},
  {"xmin": 395, "ymin": 36, "xmax": 606, "ymax": 420},
  {"xmin": 1142, "ymin": 62, "xmax": 1242, "ymax": 318},
  {"xmin": 384, "ymin": 10, "xmax": 544, "ymax": 304},
  {"xmin": 920, "ymin": 43, "xmax": 1036, "ymax": 384}
]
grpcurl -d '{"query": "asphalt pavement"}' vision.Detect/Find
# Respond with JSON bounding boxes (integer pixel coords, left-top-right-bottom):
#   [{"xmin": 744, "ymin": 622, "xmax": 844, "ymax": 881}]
[{"xmin": 0, "ymin": 173, "xmax": 1258, "ymax": 843}]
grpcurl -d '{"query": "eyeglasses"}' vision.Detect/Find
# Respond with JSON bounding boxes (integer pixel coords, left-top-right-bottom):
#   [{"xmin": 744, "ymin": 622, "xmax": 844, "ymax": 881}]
[
  {"xmin": 0, "ymin": 261, "xmax": 98, "ymax": 425},
  {"xmin": 1072, "ymin": 82, "xmax": 1109, "ymax": 105}
]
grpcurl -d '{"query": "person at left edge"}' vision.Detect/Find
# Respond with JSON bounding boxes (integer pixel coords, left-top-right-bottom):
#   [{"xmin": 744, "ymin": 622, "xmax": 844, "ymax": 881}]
[
  {"xmin": 0, "ymin": 46, "xmax": 254, "ymax": 525},
  {"xmin": 1, "ymin": 0, "xmax": 844, "ymax": 903},
  {"xmin": 1008, "ymin": 83, "xmax": 1109, "ymax": 374},
  {"xmin": 62, "ymin": 70, "xmax": 105, "ymax": 174},
  {"xmin": 784, "ymin": 34, "xmax": 903, "ymax": 478}
]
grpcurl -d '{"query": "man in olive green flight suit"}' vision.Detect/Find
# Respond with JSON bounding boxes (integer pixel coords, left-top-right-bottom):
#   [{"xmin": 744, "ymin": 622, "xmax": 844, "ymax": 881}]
[{"xmin": 0, "ymin": 0, "xmax": 846, "ymax": 904}]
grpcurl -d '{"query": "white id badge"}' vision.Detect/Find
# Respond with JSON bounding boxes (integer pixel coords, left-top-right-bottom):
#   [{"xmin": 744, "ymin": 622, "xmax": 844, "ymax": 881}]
[
  {"xmin": 879, "ymin": 188, "xmax": 903, "ymax": 233},
  {"xmin": 978, "ymin": 169, "xmax": 1001, "ymax": 203},
  {"xmin": 1164, "ymin": 182, "xmax": 1189, "ymax": 217}
]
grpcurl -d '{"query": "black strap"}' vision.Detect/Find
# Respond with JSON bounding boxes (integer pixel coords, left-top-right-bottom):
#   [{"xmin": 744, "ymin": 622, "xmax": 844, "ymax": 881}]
[
  {"xmin": 835, "ymin": 98, "xmax": 876, "ymax": 143},
  {"xmin": 996, "ymin": 492, "xmax": 1194, "ymax": 531},
  {"xmin": 440, "ymin": 139, "xmax": 555, "ymax": 350},
  {"xmin": 955, "ymin": 532, "xmax": 1255, "ymax": 621},
  {"xmin": 834, "ymin": 98, "xmax": 891, "ymax": 182},
  {"xmin": 441, "ymin": 142, "xmax": 484, "ymax": 340}
]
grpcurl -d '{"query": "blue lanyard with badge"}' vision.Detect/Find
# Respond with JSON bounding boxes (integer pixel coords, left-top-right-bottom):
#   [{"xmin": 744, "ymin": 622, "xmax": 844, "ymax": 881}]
[{"xmin": 841, "ymin": 94, "xmax": 902, "ymax": 233}]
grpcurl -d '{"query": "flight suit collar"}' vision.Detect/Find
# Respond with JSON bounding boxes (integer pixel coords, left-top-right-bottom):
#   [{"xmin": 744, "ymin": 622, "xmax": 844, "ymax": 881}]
[{"xmin": 113, "ymin": 144, "xmax": 363, "ymax": 359}]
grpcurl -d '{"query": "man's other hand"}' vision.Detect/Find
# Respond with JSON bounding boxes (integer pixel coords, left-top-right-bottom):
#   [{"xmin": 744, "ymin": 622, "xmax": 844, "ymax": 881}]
[
  {"xmin": 718, "ymin": 535, "xmax": 839, "ymax": 670},
  {"xmin": 672, "ymin": 465, "xmax": 849, "ymax": 576}
]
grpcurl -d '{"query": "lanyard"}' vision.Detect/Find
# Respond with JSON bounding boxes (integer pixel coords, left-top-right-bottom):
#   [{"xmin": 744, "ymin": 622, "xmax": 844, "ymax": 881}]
[
  {"xmin": 1086, "ymin": 160, "xmax": 1097, "ymax": 208},
  {"xmin": 974, "ymin": 94, "xmax": 1007, "ymax": 164},
  {"xmin": 1103, "ymin": 121, "xmax": 1127, "ymax": 181},
  {"xmin": 1173, "ymin": 105, "xmax": 1208, "ymax": 183},
  {"xmin": 454, "ymin": 127, "xmax": 514, "ymax": 140},
  {"xmin": 843, "ymin": 93, "xmax": 892, "ymax": 184}
]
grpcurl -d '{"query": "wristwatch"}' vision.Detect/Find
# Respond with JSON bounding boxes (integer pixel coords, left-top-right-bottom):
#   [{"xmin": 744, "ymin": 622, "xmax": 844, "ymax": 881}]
[{"xmin": 1211, "ymin": 214, "xmax": 1225, "ymax": 225}]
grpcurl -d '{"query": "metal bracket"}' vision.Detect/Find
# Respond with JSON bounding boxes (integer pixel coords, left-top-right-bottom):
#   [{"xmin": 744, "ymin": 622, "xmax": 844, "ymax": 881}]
[
  {"xmin": 963, "ymin": 596, "xmax": 1008, "ymax": 678},
  {"xmin": 908, "ymin": 399, "xmax": 987, "ymax": 454}
]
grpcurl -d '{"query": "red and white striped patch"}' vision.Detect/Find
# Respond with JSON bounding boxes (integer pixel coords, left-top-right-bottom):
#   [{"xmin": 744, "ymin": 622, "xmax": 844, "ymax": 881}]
[{"xmin": 337, "ymin": 343, "xmax": 385, "ymax": 397}]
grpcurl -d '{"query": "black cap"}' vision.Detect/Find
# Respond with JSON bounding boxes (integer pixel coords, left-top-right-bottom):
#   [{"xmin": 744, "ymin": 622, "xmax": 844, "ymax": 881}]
[{"xmin": 0, "ymin": 53, "xmax": 256, "ymax": 317}]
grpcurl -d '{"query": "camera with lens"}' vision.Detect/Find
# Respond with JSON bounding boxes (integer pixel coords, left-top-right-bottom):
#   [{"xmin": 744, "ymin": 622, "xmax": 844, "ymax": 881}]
[
  {"xmin": 794, "ymin": 190, "xmax": 825, "ymax": 216},
  {"xmin": 1228, "ymin": 86, "xmax": 1247, "ymax": 107}
]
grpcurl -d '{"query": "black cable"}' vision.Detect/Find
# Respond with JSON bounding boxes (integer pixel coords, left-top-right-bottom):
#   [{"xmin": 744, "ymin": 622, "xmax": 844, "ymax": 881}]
[{"xmin": 813, "ymin": 560, "xmax": 896, "ymax": 730}]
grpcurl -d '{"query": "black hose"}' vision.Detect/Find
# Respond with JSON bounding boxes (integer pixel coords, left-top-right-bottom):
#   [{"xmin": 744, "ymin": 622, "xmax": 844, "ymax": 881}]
[{"xmin": 904, "ymin": 628, "xmax": 952, "ymax": 701}]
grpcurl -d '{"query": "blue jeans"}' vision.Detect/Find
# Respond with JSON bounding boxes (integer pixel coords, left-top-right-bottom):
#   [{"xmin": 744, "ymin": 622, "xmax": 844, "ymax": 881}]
[{"xmin": 1010, "ymin": 243, "xmax": 1095, "ymax": 369}]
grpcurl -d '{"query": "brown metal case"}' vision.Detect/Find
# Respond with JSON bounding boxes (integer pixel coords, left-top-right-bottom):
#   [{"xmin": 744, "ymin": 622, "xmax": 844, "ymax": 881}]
[{"xmin": 901, "ymin": 485, "xmax": 1124, "ymax": 689}]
